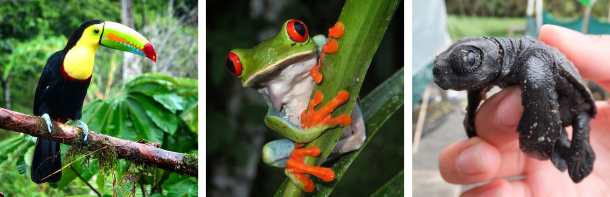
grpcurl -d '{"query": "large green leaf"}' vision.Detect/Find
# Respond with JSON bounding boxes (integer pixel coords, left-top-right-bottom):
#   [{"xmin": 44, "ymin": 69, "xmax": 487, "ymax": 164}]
[
  {"xmin": 152, "ymin": 93, "xmax": 185, "ymax": 115},
  {"xmin": 125, "ymin": 73, "xmax": 177, "ymax": 89},
  {"xmin": 80, "ymin": 75, "xmax": 199, "ymax": 197},
  {"xmin": 0, "ymin": 135, "xmax": 26, "ymax": 163},
  {"xmin": 111, "ymin": 100, "xmax": 138, "ymax": 141},
  {"xmin": 85, "ymin": 74, "xmax": 198, "ymax": 142},
  {"xmin": 129, "ymin": 81, "xmax": 185, "ymax": 114},
  {"xmin": 162, "ymin": 173, "xmax": 198, "ymax": 197},
  {"xmin": 125, "ymin": 97, "xmax": 164, "ymax": 143},
  {"xmin": 371, "ymin": 170, "xmax": 404, "ymax": 197},
  {"xmin": 130, "ymin": 93, "xmax": 179, "ymax": 135},
  {"xmin": 84, "ymin": 98, "xmax": 116, "ymax": 134}
]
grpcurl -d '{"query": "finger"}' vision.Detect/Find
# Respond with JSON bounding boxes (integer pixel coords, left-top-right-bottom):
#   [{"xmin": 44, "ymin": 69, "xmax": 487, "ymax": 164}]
[
  {"xmin": 439, "ymin": 86, "xmax": 526, "ymax": 184},
  {"xmin": 439, "ymin": 137, "xmax": 501, "ymax": 184},
  {"xmin": 460, "ymin": 179, "xmax": 536, "ymax": 197},
  {"xmin": 538, "ymin": 25, "xmax": 610, "ymax": 89},
  {"xmin": 591, "ymin": 101, "xmax": 610, "ymax": 137},
  {"xmin": 474, "ymin": 86, "xmax": 522, "ymax": 151},
  {"xmin": 460, "ymin": 179, "xmax": 520, "ymax": 197},
  {"xmin": 588, "ymin": 101, "xmax": 610, "ymax": 174},
  {"xmin": 439, "ymin": 137, "xmax": 527, "ymax": 184},
  {"xmin": 474, "ymin": 86, "xmax": 529, "ymax": 179}
]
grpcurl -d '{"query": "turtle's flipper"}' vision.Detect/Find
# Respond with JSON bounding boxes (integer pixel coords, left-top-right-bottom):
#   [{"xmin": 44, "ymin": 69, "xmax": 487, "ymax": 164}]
[
  {"xmin": 567, "ymin": 111, "xmax": 595, "ymax": 183},
  {"xmin": 551, "ymin": 128, "xmax": 570, "ymax": 172}
]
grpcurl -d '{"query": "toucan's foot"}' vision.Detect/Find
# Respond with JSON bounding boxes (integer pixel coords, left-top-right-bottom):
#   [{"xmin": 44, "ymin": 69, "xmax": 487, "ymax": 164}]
[
  {"xmin": 41, "ymin": 113, "xmax": 52, "ymax": 134},
  {"xmin": 73, "ymin": 120, "xmax": 89, "ymax": 141}
]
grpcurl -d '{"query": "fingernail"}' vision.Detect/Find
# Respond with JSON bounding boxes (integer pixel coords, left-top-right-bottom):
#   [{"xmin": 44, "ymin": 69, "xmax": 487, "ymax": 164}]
[
  {"xmin": 456, "ymin": 141, "xmax": 486, "ymax": 175},
  {"xmin": 542, "ymin": 25, "xmax": 593, "ymax": 44},
  {"xmin": 496, "ymin": 87, "xmax": 522, "ymax": 127}
]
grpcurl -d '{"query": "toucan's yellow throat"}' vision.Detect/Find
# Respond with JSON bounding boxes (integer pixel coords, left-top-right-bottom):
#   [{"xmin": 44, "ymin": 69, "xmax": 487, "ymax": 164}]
[
  {"xmin": 63, "ymin": 24, "xmax": 103, "ymax": 80},
  {"xmin": 61, "ymin": 20, "xmax": 157, "ymax": 81}
]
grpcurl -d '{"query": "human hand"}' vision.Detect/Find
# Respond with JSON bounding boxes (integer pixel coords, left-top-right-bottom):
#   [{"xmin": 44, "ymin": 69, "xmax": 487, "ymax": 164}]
[{"xmin": 438, "ymin": 25, "xmax": 610, "ymax": 196}]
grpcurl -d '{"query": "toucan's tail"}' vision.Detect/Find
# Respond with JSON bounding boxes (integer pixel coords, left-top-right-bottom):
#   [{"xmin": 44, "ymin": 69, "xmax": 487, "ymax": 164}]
[{"xmin": 31, "ymin": 138, "xmax": 62, "ymax": 183}]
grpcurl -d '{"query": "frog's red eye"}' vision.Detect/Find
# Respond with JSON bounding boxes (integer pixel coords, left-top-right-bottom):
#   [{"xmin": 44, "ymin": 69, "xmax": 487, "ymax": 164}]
[
  {"xmin": 226, "ymin": 52, "xmax": 242, "ymax": 76},
  {"xmin": 287, "ymin": 20, "xmax": 308, "ymax": 42}
]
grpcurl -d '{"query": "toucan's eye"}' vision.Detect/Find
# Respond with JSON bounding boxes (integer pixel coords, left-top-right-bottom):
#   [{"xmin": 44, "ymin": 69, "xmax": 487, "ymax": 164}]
[
  {"xmin": 226, "ymin": 52, "xmax": 242, "ymax": 76},
  {"xmin": 93, "ymin": 29, "xmax": 100, "ymax": 34},
  {"xmin": 287, "ymin": 20, "xmax": 308, "ymax": 42}
]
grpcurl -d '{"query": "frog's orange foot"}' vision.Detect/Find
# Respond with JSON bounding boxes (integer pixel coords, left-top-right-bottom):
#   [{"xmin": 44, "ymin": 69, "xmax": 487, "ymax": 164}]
[
  {"xmin": 285, "ymin": 145, "xmax": 335, "ymax": 192},
  {"xmin": 301, "ymin": 90, "xmax": 351, "ymax": 129},
  {"xmin": 320, "ymin": 22, "xmax": 342, "ymax": 54},
  {"xmin": 309, "ymin": 22, "xmax": 345, "ymax": 84},
  {"xmin": 328, "ymin": 22, "xmax": 345, "ymax": 39},
  {"xmin": 321, "ymin": 39, "xmax": 338, "ymax": 54},
  {"xmin": 310, "ymin": 40, "xmax": 338, "ymax": 84},
  {"xmin": 310, "ymin": 62, "xmax": 323, "ymax": 84}
]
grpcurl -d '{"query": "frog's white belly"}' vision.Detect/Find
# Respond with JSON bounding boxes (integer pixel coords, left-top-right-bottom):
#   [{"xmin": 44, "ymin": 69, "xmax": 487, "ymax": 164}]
[{"xmin": 258, "ymin": 55, "xmax": 318, "ymax": 126}]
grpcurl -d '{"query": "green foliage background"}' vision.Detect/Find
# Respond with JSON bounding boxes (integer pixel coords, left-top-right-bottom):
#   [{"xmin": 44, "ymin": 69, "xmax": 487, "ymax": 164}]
[
  {"xmin": 206, "ymin": 0, "xmax": 404, "ymax": 196},
  {"xmin": 0, "ymin": 0, "xmax": 198, "ymax": 196},
  {"xmin": 444, "ymin": 0, "xmax": 610, "ymax": 20}
]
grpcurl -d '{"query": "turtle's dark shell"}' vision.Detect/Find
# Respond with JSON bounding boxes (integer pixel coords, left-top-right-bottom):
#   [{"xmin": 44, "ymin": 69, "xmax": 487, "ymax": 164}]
[{"xmin": 433, "ymin": 36, "xmax": 596, "ymax": 183}]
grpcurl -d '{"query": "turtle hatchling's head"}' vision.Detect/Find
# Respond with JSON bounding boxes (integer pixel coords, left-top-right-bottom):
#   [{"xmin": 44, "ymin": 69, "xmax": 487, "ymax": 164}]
[{"xmin": 433, "ymin": 37, "xmax": 502, "ymax": 91}]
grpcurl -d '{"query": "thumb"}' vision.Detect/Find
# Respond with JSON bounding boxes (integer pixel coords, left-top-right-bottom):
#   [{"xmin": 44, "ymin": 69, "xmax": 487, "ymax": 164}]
[{"xmin": 539, "ymin": 25, "xmax": 610, "ymax": 89}]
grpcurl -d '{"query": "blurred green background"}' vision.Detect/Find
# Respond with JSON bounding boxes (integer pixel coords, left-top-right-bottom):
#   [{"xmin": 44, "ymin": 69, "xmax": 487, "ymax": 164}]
[
  {"xmin": 444, "ymin": 0, "xmax": 610, "ymax": 39},
  {"xmin": 0, "ymin": 0, "xmax": 198, "ymax": 196},
  {"xmin": 206, "ymin": 0, "xmax": 404, "ymax": 196}
]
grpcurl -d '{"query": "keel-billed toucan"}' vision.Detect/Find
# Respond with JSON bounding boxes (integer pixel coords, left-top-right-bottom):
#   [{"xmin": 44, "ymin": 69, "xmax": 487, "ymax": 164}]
[{"xmin": 31, "ymin": 20, "xmax": 156, "ymax": 183}]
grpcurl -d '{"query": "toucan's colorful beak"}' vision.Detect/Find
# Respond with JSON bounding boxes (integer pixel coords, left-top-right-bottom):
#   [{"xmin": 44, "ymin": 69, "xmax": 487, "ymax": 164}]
[{"xmin": 99, "ymin": 21, "xmax": 157, "ymax": 63}]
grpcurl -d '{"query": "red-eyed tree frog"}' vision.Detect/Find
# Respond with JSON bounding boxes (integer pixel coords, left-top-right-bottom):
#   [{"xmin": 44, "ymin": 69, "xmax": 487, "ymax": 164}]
[{"xmin": 225, "ymin": 20, "xmax": 366, "ymax": 192}]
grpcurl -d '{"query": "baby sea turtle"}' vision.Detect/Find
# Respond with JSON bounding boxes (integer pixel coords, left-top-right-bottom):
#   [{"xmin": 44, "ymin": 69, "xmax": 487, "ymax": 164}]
[{"xmin": 433, "ymin": 36, "xmax": 596, "ymax": 183}]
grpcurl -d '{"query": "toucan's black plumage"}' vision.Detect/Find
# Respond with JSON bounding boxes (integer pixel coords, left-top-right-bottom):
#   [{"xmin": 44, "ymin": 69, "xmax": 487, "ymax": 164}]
[
  {"xmin": 31, "ymin": 20, "xmax": 102, "ymax": 184},
  {"xmin": 31, "ymin": 19, "xmax": 156, "ymax": 184},
  {"xmin": 31, "ymin": 51, "xmax": 91, "ymax": 183}
]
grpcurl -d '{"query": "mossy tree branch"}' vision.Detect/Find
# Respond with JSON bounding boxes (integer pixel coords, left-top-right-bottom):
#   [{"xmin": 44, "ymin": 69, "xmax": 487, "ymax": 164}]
[{"xmin": 0, "ymin": 107, "xmax": 197, "ymax": 177}]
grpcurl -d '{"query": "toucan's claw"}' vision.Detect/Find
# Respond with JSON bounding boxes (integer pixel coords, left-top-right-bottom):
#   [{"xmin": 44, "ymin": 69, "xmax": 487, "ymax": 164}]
[
  {"xmin": 41, "ymin": 114, "xmax": 52, "ymax": 134},
  {"xmin": 73, "ymin": 120, "xmax": 89, "ymax": 141}
]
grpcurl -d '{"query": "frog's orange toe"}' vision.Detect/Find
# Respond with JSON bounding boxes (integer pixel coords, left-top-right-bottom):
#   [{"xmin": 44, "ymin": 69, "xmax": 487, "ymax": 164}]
[
  {"xmin": 324, "ymin": 114, "xmax": 352, "ymax": 127},
  {"xmin": 329, "ymin": 22, "xmax": 345, "ymax": 38},
  {"xmin": 301, "ymin": 90, "xmax": 351, "ymax": 128},
  {"xmin": 321, "ymin": 39, "xmax": 339, "ymax": 54},
  {"xmin": 310, "ymin": 65, "xmax": 323, "ymax": 84}
]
